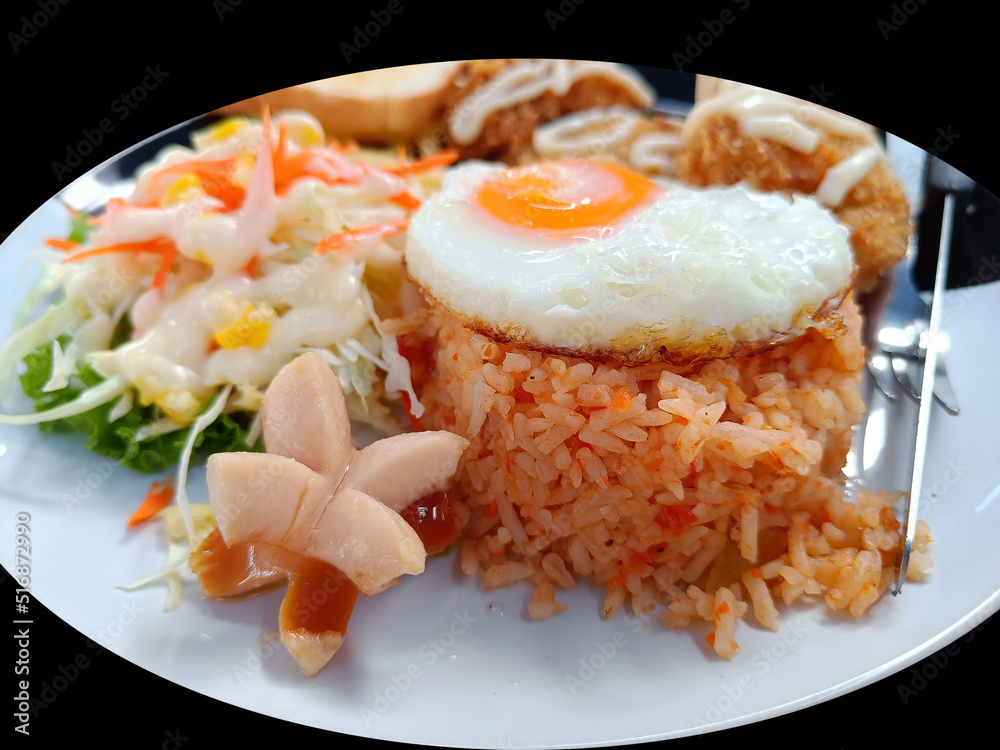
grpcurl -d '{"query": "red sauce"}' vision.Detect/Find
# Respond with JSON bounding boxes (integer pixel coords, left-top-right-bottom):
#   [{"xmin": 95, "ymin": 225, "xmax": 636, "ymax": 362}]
[
  {"xmin": 279, "ymin": 558, "xmax": 360, "ymax": 635},
  {"xmin": 192, "ymin": 529, "xmax": 360, "ymax": 637},
  {"xmin": 190, "ymin": 528, "xmax": 297, "ymax": 598},
  {"xmin": 400, "ymin": 491, "xmax": 462, "ymax": 555},
  {"xmin": 191, "ymin": 491, "xmax": 461, "ymax": 627}
]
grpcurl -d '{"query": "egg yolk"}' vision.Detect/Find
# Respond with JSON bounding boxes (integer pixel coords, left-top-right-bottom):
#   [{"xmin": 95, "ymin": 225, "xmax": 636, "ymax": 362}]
[{"xmin": 475, "ymin": 161, "xmax": 660, "ymax": 239}]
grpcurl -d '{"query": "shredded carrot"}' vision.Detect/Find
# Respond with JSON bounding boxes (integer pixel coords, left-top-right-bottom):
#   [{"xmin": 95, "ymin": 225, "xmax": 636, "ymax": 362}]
[
  {"xmin": 715, "ymin": 602, "xmax": 730, "ymax": 616},
  {"xmin": 385, "ymin": 150, "xmax": 459, "ymax": 177},
  {"xmin": 314, "ymin": 217, "xmax": 410, "ymax": 255},
  {"xmin": 657, "ymin": 505, "xmax": 698, "ymax": 534},
  {"xmin": 150, "ymin": 158, "xmax": 246, "ymax": 212},
  {"xmin": 61, "ymin": 237, "xmax": 180, "ymax": 293},
  {"xmin": 127, "ymin": 478, "xmax": 175, "ymax": 528},
  {"xmin": 273, "ymin": 148, "xmax": 369, "ymax": 196},
  {"xmin": 45, "ymin": 237, "xmax": 79, "ymax": 251},
  {"xmin": 485, "ymin": 501, "xmax": 497, "ymax": 518},
  {"xmin": 59, "ymin": 238, "xmax": 173, "ymax": 263},
  {"xmin": 609, "ymin": 387, "xmax": 633, "ymax": 411},
  {"xmin": 272, "ymin": 150, "xmax": 314, "ymax": 193},
  {"xmin": 270, "ymin": 112, "xmax": 368, "ymax": 196},
  {"xmin": 389, "ymin": 190, "xmax": 422, "ymax": 210},
  {"xmin": 704, "ymin": 631, "xmax": 716, "ymax": 647},
  {"xmin": 242, "ymin": 254, "xmax": 260, "ymax": 278}
]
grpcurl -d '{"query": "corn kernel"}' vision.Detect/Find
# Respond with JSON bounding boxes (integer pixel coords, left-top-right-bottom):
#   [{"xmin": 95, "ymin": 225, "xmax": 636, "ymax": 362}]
[
  {"xmin": 203, "ymin": 117, "xmax": 247, "ymax": 144},
  {"xmin": 162, "ymin": 173, "xmax": 205, "ymax": 206},
  {"xmin": 285, "ymin": 114, "xmax": 324, "ymax": 148},
  {"xmin": 214, "ymin": 303, "xmax": 275, "ymax": 350},
  {"xmin": 162, "ymin": 504, "xmax": 216, "ymax": 544},
  {"xmin": 135, "ymin": 374, "xmax": 168, "ymax": 406},
  {"xmin": 232, "ymin": 383, "xmax": 265, "ymax": 412},
  {"xmin": 155, "ymin": 388, "xmax": 202, "ymax": 424}
]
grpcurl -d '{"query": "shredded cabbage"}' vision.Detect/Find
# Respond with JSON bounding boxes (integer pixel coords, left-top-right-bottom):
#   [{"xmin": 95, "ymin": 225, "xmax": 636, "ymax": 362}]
[
  {"xmin": 174, "ymin": 385, "xmax": 233, "ymax": 544},
  {"xmin": 3, "ymin": 111, "xmax": 434, "ymax": 475}
]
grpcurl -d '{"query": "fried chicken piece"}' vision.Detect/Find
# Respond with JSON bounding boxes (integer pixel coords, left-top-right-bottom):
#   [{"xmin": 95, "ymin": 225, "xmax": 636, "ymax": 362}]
[
  {"xmin": 442, "ymin": 59, "xmax": 655, "ymax": 164},
  {"xmin": 676, "ymin": 89, "xmax": 911, "ymax": 293}
]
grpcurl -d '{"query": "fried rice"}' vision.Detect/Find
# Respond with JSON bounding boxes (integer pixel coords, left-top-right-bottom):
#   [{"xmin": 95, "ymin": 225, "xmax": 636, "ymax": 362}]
[{"xmin": 398, "ymin": 296, "xmax": 932, "ymax": 657}]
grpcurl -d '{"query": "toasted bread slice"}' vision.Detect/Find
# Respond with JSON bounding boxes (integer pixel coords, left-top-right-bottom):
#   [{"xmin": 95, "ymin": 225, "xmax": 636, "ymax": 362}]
[{"xmin": 215, "ymin": 62, "xmax": 463, "ymax": 144}]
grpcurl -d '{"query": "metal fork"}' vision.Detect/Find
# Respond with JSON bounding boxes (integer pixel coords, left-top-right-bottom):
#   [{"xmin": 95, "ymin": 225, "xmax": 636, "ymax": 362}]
[
  {"xmin": 861, "ymin": 243, "xmax": 961, "ymax": 415},
  {"xmin": 860, "ymin": 155, "xmax": 973, "ymax": 593},
  {"xmin": 860, "ymin": 156, "xmax": 966, "ymax": 416}
]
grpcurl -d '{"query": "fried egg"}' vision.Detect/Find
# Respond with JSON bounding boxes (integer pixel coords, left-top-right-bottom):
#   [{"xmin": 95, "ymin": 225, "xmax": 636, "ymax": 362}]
[{"xmin": 405, "ymin": 160, "xmax": 853, "ymax": 364}]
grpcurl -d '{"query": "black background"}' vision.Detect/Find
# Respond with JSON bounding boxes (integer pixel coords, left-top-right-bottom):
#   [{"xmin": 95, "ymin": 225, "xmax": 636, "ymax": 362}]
[{"xmin": 3, "ymin": 0, "xmax": 999, "ymax": 747}]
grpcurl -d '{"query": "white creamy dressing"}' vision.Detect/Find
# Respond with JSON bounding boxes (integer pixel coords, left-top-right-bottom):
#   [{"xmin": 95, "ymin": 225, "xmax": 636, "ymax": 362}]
[
  {"xmin": 89, "ymin": 255, "xmax": 371, "ymax": 405},
  {"xmin": 814, "ymin": 146, "xmax": 883, "ymax": 208},
  {"xmin": 629, "ymin": 131, "xmax": 682, "ymax": 174},
  {"xmin": 447, "ymin": 60, "xmax": 655, "ymax": 145},
  {"xmin": 54, "ymin": 113, "xmax": 412, "ymax": 417},
  {"xmin": 532, "ymin": 105, "xmax": 640, "ymax": 157},
  {"xmin": 406, "ymin": 162, "xmax": 853, "ymax": 353},
  {"xmin": 682, "ymin": 85, "xmax": 884, "ymax": 206},
  {"xmin": 532, "ymin": 106, "xmax": 682, "ymax": 176}
]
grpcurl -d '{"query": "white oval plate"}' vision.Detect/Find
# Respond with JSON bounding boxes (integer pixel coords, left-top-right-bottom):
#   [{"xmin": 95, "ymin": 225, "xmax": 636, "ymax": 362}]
[{"xmin": 1, "ymin": 119, "xmax": 998, "ymax": 749}]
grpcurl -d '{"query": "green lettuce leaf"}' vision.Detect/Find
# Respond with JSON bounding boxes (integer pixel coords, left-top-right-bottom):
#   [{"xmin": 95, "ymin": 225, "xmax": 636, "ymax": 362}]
[
  {"xmin": 20, "ymin": 337, "xmax": 262, "ymax": 473},
  {"xmin": 66, "ymin": 213, "xmax": 99, "ymax": 245}
]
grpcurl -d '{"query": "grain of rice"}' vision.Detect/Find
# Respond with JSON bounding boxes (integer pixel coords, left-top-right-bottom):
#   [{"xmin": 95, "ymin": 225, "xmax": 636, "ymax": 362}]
[
  {"xmin": 482, "ymin": 561, "xmax": 534, "ymax": 589},
  {"xmin": 503, "ymin": 351, "xmax": 533, "ymax": 373}
]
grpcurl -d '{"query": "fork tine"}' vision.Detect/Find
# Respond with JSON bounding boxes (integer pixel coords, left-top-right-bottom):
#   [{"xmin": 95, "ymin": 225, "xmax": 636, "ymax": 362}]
[
  {"xmin": 859, "ymin": 273, "xmax": 900, "ymax": 401},
  {"xmin": 932, "ymin": 356, "xmax": 961, "ymax": 415},
  {"xmin": 891, "ymin": 353, "xmax": 922, "ymax": 403},
  {"xmin": 867, "ymin": 351, "xmax": 899, "ymax": 401}
]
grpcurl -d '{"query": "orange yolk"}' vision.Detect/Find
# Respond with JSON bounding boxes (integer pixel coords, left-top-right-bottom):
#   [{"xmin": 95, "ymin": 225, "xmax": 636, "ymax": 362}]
[{"xmin": 474, "ymin": 161, "xmax": 660, "ymax": 239}]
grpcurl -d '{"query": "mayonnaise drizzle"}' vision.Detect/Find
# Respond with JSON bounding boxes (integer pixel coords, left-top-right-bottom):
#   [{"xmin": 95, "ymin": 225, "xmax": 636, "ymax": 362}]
[
  {"xmin": 531, "ymin": 106, "xmax": 682, "ymax": 176},
  {"xmin": 815, "ymin": 146, "xmax": 883, "ymax": 207},
  {"xmin": 682, "ymin": 85, "xmax": 876, "ymax": 150},
  {"xmin": 448, "ymin": 60, "xmax": 655, "ymax": 145},
  {"xmin": 629, "ymin": 131, "xmax": 682, "ymax": 175},
  {"xmin": 682, "ymin": 84, "xmax": 884, "ymax": 207},
  {"xmin": 532, "ymin": 105, "xmax": 640, "ymax": 158}
]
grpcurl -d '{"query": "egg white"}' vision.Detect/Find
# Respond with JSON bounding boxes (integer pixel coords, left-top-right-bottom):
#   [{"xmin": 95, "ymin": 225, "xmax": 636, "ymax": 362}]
[{"xmin": 405, "ymin": 161, "xmax": 853, "ymax": 360}]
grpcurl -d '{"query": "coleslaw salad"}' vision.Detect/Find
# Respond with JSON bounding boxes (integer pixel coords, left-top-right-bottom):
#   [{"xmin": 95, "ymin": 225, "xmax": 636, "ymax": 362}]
[{"xmin": 0, "ymin": 108, "xmax": 454, "ymax": 545}]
